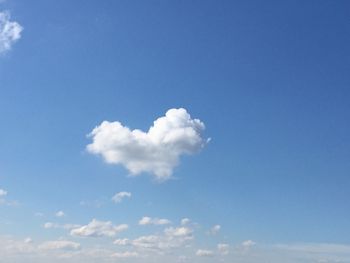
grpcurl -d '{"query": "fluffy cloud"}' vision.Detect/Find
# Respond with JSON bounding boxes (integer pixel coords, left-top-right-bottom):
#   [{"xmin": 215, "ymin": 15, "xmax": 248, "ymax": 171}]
[
  {"xmin": 218, "ymin": 243, "xmax": 229, "ymax": 255},
  {"xmin": 87, "ymin": 108, "xmax": 208, "ymax": 180},
  {"xmin": 139, "ymin": 216, "xmax": 171, "ymax": 226},
  {"xmin": 196, "ymin": 249, "xmax": 214, "ymax": 257},
  {"xmin": 70, "ymin": 219, "xmax": 128, "ymax": 238},
  {"xmin": 111, "ymin": 191, "xmax": 131, "ymax": 203},
  {"xmin": 38, "ymin": 240, "xmax": 80, "ymax": 251},
  {"xmin": 115, "ymin": 226, "xmax": 194, "ymax": 253},
  {"xmin": 0, "ymin": 11, "xmax": 22, "ymax": 53}
]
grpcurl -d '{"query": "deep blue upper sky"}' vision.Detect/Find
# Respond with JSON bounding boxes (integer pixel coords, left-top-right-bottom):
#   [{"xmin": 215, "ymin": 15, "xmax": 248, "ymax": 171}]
[{"xmin": 0, "ymin": 1, "xmax": 350, "ymax": 262}]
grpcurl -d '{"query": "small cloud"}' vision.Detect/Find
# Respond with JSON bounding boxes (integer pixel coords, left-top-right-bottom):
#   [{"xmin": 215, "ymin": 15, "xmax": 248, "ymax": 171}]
[
  {"xmin": 217, "ymin": 243, "xmax": 229, "ymax": 255},
  {"xmin": 87, "ymin": 108, "xmax": 208, "ymax": 181},
  {"xmin": 44, "ymin": 222, "xmax": 56, "ymax": 229},
  {"xmin": 139, "ymin": 216, "xmax": 171, "ymax": 226},
  {"xmin": 242, "ymin": 240, "xmax": 256, "ymax": 247},
  {"xmin": 44, "ymin": 222, "xmax": 80, "ymax": 230},
  {"xmin": 111, "ymin": 251, "xmax": 138, "ymax": 258},
  {"xmin": 70, "ymin": 219, "xmax": 128, "ymax": 238},
  {"xmin": 111, "ymin": 192, "xmax": 131, "ymax": 203},
  {"xmin": 38, "ymin": 240, "xmax": 80, "ymax": 251},
  {"xmin": 164, "ymin": 227, "xmax": 193, "ymax": 238},
  {"xmin": 0, "ymin": 11, "xmax": 23, "ymax": 53},
  {"xmin": 210, "ymin": 224, "xmax": 221, "ymax": 235},
  {"xmin": 55, "ymin": 211, "xmax": 65, "ymax": 217},
  {"xmin": 113, "ymin": 238, "xmax": 130, "ymax": 246},
  {"xmin": 0, "ymin": 188, "xmax": 7, "ymax": 196},
  {"xmin": 196, "ymin": 249, "xmax": 214, "ymax": 257}
]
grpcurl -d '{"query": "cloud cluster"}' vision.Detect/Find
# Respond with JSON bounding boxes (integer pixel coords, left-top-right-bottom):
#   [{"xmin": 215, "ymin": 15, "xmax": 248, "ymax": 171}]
[
  {"xmin": 0, "ymin": 11, "xmax": 22, "ymax": 53},
  {"xmin": 87, "ymin": 108, "xmax": 207, "ymax": 180},
  {"xmin": 113, "ymin": 226, "xmax": 194, "ymax": 253},
  {"xmin": 70, "ymin": 219, "xmax": 128, "ymax": 238},
  {"xmin": 139, "ymin": 216, "xmax": 171, "ymax": 226}
]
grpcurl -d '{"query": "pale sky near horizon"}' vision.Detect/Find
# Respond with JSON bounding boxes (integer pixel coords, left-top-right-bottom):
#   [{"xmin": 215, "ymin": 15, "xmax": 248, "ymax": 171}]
[{"xmin": 1, "ymin": 1, "xmax": 350, "ymax": 262}]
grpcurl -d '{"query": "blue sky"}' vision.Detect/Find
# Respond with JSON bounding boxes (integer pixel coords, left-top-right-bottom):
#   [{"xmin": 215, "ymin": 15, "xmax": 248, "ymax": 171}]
[{"xmin": 0, "ymin": 0, "xmax": 350, "ymax": 262}]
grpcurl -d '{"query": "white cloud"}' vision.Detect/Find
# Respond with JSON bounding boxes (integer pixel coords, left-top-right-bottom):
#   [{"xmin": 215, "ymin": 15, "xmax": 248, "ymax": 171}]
[
  {"xmin": 111, "ymin": 251, "xmax": 138, "ymax": 258},
  {"xmin": 218, "ymin": 243, "xmax": 229, "ymax": 255},
  {"xmin": 210, "ymin": 224, "xmax": 221, "ymax": 235},
  {"xmin": 164, "ymin": 227, "xmax": 193, "ymax": 238},
  {"xmin": 129, "ymin": 226, "xmax": 194, "ymax": 253},
  {"xmin": 0, "ymin": 188, "xmax": 7, "ymax": 196},
  {"xmin": 44, "ymin": 222, "xmax": 81, "ymax": 230},
  {"xmin": 87, "ymin": 108, "xmax": 208, "ymax": 181},
  {"xmin": 38, "ymin": 240, "xmax": 80, "ymax": 250},
  {"xmin": 0, "ymin": 11, "xmax": 22, "ymax": 53},
  {"xmin": 196, "ymin": 249, "xmax": 214, "ymax": 257},
  {"xmin": 113, "ymin": 238, "xmax": 130, "ymax": 245},
  {"xmin": 44, "ymin": 222, "xmax": 55, "ymax": 229},
  {"xmin": 242, "ymin": 240, "xmax": 256, "ymax": 247},
  {"xmin": 139, "ymin": 216, "xmax": 171, "ymax": 226},
  {"xmin": 111, "ymin": 191, "xmax": 131, "ymax": 203},
  {"xmin": 55, "ymin": 211, "xmax": 65, "ymax": 217},
  {"xmin": 70, "ymin": 219, "xmax": 128, "ymax": 238}
]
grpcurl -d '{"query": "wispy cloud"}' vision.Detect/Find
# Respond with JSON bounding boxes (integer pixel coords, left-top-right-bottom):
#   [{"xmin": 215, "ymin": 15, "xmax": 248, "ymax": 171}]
[
  {"xmin": 111, "ymin": 191, "xmax": 131, "ymax": 203},
  {"xmin": 196, "ymin": 249, "xmax": 214, "ymax": 257},
  {"xmin": 138, "ymin": 216, "xmax": 171, "ymax": 226},
  {"xmin": 70, "ymin": 219, "xmax": 128, "ymax": 238},
  {"xmin": 0, "ymin": 11, "xmax": 22, "ymax": 53}
]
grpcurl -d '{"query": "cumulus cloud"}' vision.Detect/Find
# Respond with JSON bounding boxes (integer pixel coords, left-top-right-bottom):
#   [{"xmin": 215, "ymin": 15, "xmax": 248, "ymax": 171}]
[
  {"xmin": 111, "ymin": 191, "xmax": 131, "ymax": 203},
  {"xmin": 38, "ymin": 240, "xmax": 80, "ymax": 251},
  {"xmin": 139, "ymin": 216, "xmax": 171, "ymax": 226},
  {"xmin": 196, "ymin": 249, "xmax": 214, "ymax": 257},
  {"xmin": 117, "ymin": 226, "xmax": 194, "ymax": 253},
  {"xmin": 87, "ymin": 108, "xmax": 208, "ymax": 181},
  {"xmin": 164, "ymin": 227, "xmax": 193, "ymax": 238},
  {"xmin": 0, "ymin": 11, "xmax": 22, "ymax": 53},
  {"xmin": 70, "ymin": 219, "xmax": 128, "ymax": 238},
  {"xmin": 218, "ymin": 243, "xmax": 229, "ymax": 255}
]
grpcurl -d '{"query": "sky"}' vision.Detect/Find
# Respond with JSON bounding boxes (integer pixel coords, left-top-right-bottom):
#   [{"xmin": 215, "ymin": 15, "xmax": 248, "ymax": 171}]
[{"xmin": 0, "ymin": 0, "xmax": 350, "ymax": 262}]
